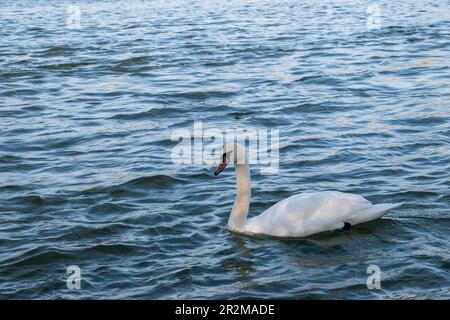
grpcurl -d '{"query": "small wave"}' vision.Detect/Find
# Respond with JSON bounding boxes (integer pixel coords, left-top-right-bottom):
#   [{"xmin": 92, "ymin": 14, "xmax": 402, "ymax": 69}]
[
  {"xmin": 56, "ymin": 223, "xmax": 132, "ymax": 241},
  {"xmin": 21, "ymin": 105, "xmax": 46, "ymax": 112},
  {"xmin": 110, "ymin": 107, "xmax": 180, "ymax": 120},
  {"xmin": 293, "ymin": 74, "xmax": 323, "ymax": 82},
  {"xmin": 82, "ymin": 243, "xmax": 144, "ymax": 255},
  {"xmin": 9, "ymin": 194, "xmax": 46, "ymax": 206},
  {"xmin": 88, "ymin": 202, "xmax": 133, "ymax": 214},
  {"xmin": 35, "ymin": 46, "xmax": 78, "ymax": 58},
  {"xmin": 46, "ymin": 136, "xmax": 88, "ymax": 149},
  {"xmin": 284, "ymin": 102, "xmax": 347, "ymax": 114},
  {"xmin": 115, "ymin": 55, "xmax": 153, "ymax": 66},
  {"xmin": 80, "ymin": 174, "xmax": 187, "ymax": 198},
  {"xmin": 121, "ymin": 175, "xmax": 187, "ymax": 188},
  {"xmin": 389, "ymin": 190, "xmax": 440, "ymax": 200},
  {"xmin": 0, "ymin": 155, "xmax": 22, "ymax": 163},
  {"xmin": 229, "ymin": 110, "xmax": 257, "ymax": 120},
  {"xmin": 204, "ymin": 59, "xmax": 238, "ymax": 67},
  {"xmin": 0, "ymin": 70, "xmax": 38, "ymax": 79},
  {"xmin": 163, "ymin": 90, "xmax": 238, "ymax": 100},
  {"xmin": 397, "ymin": 116, "xmax": 448, "ymax": 126},
  {"xmin": 37, "ymin": 61, "xmax": 93, "ymax": 71},
  {"xmin": 0, "ymin": 185, "xmax": 28, "ymax": 192},
  {"xmin": 0, "ymin": 247, "xmax": 75, "ymax": 268},
  {"xmin": 143, "ymin": 225, "xmax": 178, "ymax": 236},
  {"xmin": 249, "ymin": 115, "xmax": 292, "ymax": 126},
  {"xmin": 2, "ymin": 89, "xmax": 39, "ymax": 97}
]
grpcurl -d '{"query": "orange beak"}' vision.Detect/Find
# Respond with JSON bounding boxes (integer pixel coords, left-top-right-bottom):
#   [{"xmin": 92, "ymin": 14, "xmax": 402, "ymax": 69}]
[
  {"xmin": 214, "ymin": 153, "xmax": 229, "ymax": 176},
  {"xmin": 214, "ymin": 162, "xmax": 228, "ymax": 176}
]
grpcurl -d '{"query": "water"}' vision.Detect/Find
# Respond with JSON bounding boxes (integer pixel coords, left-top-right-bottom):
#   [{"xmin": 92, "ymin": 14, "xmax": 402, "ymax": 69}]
[{"xmin": 0, "ymin": 0, "xmax": 449, "ymax": 299}]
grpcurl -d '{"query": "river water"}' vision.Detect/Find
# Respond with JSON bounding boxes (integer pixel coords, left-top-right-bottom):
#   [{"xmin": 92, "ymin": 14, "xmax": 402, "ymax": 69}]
[{"xmin": 0, "ymin": 0, "xmax": 449, "ymax": 299}]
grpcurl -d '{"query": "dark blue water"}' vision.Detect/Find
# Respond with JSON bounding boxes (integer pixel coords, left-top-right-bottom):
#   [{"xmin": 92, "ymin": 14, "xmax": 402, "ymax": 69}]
[{"xmin": 0, "ymin": 0, "xmax": 449, "ymax": 299}]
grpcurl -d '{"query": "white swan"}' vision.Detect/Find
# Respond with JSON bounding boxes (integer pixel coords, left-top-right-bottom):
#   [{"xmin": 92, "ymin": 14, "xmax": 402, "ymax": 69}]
[{"xmin": 214, "ymin": 143, "xmax": 402, "ymax": 237}]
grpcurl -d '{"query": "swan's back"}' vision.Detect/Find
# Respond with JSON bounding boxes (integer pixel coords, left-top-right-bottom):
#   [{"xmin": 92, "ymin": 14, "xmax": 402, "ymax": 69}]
[{"xmin": 244, "ymin": 191, "xmax": 380, "ymax": 237}]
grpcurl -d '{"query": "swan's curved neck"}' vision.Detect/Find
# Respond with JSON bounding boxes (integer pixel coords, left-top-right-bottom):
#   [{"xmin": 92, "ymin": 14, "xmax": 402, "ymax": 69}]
[{"xmin": 228, "ymin": 163, "xmax": 251, "ymax": 231}]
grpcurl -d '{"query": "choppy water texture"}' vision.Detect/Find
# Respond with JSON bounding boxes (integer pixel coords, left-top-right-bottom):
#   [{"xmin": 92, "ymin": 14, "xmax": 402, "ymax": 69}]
[{"xmin": 1, "ymin": 0, "xmax": 449, "ymax": 299}]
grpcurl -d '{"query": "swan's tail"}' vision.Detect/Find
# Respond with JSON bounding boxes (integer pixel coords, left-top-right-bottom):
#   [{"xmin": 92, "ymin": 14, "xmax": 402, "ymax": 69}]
[{"xmin": 350, "ymin": 202, "xmax": 403, "ymax": 225}]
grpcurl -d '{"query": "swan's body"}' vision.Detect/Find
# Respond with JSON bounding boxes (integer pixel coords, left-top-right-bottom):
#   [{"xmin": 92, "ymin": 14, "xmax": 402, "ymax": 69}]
[{"xmin": 215, "ymin": 144, "xmax": 402, "ymax": 238}]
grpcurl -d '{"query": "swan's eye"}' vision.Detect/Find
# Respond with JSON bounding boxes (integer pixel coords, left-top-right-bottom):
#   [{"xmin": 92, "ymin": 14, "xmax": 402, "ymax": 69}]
[{"xmin": 222, "ymin": 153, "xmax": 227, "ymax": 162}]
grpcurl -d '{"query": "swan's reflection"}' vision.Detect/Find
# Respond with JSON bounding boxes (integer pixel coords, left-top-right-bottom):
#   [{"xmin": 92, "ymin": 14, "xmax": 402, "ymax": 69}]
[{"xmin": 221, "ymin": 232, "xmax": 257, "ymax": 288}]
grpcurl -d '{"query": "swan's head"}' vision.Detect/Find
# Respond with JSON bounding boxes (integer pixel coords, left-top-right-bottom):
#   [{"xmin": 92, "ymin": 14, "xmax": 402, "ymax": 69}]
[{"xmin": 214, "ymin": 143, "xmax": 246, "ymax": 176}]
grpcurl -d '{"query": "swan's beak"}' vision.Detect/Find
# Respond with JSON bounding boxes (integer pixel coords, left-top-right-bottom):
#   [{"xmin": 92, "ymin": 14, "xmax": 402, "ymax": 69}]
[
  {"xmin": 214, "ymin": 162, "xmax": 228, "ymax": 176},
  {"xmin": 214, "ymin": 152, "xmax": 229, "ymax": 176}
]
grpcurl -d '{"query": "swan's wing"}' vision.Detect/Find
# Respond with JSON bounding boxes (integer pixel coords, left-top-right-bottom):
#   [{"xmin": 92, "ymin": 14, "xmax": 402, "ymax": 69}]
[
  {"xmin": 346, "ymin": 202, "xmax": 403, "ymax": 225},
  {"xmin": 246, "ymin": 191, "xmax": 374, "ymax": 237}
]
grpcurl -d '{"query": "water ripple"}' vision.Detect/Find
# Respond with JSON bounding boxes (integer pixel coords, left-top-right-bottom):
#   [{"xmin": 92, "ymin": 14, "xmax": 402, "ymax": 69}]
[{"xmin": 0, "ymin": 0, "xmax": 449, "ymax": 299}]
